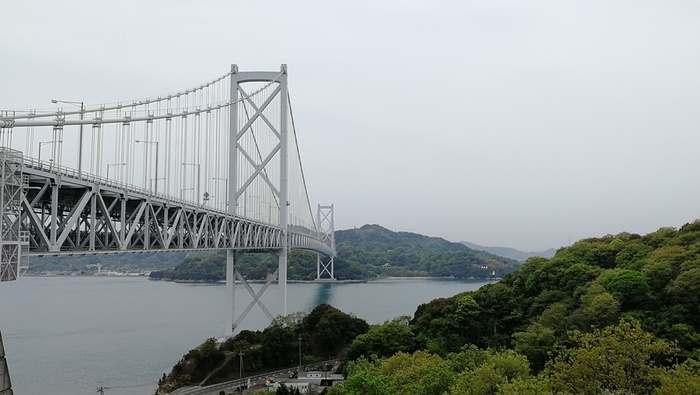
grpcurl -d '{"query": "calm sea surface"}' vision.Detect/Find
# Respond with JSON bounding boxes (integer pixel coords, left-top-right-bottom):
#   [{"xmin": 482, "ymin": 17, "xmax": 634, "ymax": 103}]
[{"xmin": 0, "ymin": 276, "xmax": 493, "ymax": 395}]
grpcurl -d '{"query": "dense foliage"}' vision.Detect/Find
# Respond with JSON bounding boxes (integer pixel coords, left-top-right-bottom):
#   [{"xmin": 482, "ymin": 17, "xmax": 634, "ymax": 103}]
[
  {"xmin": 156, "ymin": 304, "xmax": 369, "ymax": 394},
  {"xmin": 331, "ymin": 324, "xmax": 700, "ymax": 395},
  {"xmin": 149, "ymin": 224, "xmax": 520, "ymax": 281},
  {"xmin": 334, "ymin": 221, "xmax": 700, "ymax": 394}
]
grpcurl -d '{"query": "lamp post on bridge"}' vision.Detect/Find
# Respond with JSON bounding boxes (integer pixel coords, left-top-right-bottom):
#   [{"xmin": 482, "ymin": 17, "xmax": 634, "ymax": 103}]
[
  {"xmin": 135, "ymin": 139, "xmax": 159, "ymax": 195},
  {"xmin": 106, "ymin": 162, "xmax": 126, "ymax": 181},
  {"xmin": 51, "ymin": 99, "xmax": 84, "ymax": 177},
  {"xmin": 182, "ymin": 162, "xmax": 201, "ymax": 206},
  {"xmin": 38, "ymin": 140, "xmax": 62, "ymax": 163}
]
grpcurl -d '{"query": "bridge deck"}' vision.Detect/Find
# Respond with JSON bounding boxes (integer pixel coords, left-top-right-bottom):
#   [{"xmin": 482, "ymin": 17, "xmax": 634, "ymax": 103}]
[{"xmin": 2, "ymin": 151, "xmax": 331, "ymax": 257}]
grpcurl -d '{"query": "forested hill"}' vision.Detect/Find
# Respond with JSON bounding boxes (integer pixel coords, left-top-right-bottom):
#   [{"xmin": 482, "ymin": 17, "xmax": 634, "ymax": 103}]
[
  {"xmin": 392, "ymin": 222, "xmax": 700, "ymax": 359},
  {"xmin": 334, "ymin": 224, "xmax": 520, "ymax": 279},
  {"xmin": 149, "ymin": 224, "xmax": 520, "ymax": 281},
  {"xmin": 330, "ymin": 221, "xmax": 700, "ymax": 394}
]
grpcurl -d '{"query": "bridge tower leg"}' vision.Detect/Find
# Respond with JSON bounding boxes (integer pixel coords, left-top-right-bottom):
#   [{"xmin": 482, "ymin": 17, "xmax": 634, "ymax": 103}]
[
  {"xmin": 278, "ymin": 65, "xmax": 290, "ymax": 317},
  {"xmin": 316, "ymin": 205, "xmax": 336, "ymax": 280},
  {"xmin": 226, "ymin": 63, "xmax": 240, "ymax": 337},
  {"xmin": 226, "ymin": 64, "xmax": 290, "ymax": 336},
  {"xmin": 225, "ymin": 250, "xmax": 236, "ymax": 337},
  {"xmin": 0, "ymin": 148, "xmax": 29, "ymax": 282}
]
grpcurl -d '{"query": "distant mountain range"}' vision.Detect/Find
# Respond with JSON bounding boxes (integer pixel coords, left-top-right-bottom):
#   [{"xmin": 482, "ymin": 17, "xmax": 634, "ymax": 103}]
[{"xmin": 460, "ymin": 241, "xmax": 557, "ymax": 262}]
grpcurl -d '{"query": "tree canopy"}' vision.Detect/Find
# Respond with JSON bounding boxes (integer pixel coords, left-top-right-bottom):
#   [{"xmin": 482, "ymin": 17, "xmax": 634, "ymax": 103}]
[{"xmin": 337, "ymin": 221, "xmax": 700, "ymax": 394}]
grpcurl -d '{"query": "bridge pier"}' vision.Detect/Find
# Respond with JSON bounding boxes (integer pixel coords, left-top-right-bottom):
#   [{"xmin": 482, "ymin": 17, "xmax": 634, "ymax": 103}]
[
  {"xmin": 278, "ymin": 247, "xmax": 288, "ymax": 317},
  {"xmin": 225, "ymin": 250, "xmax": 236, "ymax": 337}
]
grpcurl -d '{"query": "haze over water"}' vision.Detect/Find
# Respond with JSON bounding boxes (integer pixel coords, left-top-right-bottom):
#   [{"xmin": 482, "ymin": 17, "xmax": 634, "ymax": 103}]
[{"xmin": 0, "ymin": 276, "xmax": 492, "ymax": 395}]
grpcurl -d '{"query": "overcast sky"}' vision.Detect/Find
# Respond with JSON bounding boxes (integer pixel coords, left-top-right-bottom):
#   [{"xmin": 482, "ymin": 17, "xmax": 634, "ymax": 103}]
[{"xmin": 1, "ymin": 1, "xmax": 699, "ymax": 251}]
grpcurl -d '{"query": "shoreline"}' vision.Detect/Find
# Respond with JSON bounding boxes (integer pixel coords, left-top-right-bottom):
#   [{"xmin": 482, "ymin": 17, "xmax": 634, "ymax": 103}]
[
  {"xmin": 146, "ymin": 275, "xmax": 500, "ymax": 284},
  {"xmin": 23, "ymin": 274, "xmax": 501, "ymax": 283}
]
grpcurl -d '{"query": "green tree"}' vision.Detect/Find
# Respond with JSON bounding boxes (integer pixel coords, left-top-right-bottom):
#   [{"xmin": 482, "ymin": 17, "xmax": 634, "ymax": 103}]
[
  {"xmin": 328, "ymin": 358, "xmax": 395, "ymax": 395},
  {"xmin": 447, "ymin": 345, "xmax": 489, "ymax": 372},
  {"xmin": 379, "ymin": 351, "xmax": 456, "ymax": 395},
  {"xmin": 537, "ymin": 302, "xmax": 570, "ymax": 335},
  {"xmin": 646, "ymin": 245, "xmax": 692, "ymax": 277},
  {"xmin": 448, "ymin": 350, "xmax": 530, "ymax": 395},
  {"xmin": 615, "ymin": 243, "xmax": 652, "ymax": 270},
  {"xmin": 655, "ymin": 360, "xmax": 700, "ymax": 395},
  {"xmin": 513, "ymin": 323, "xmax": 556, "ymax": 371},
  {"xmin": 546, "ymin": 320, "xmax": 678, "ymax": 395},
  {"xmin": 260, "ymin": 324, "xmax": 297, "ymax": 368},
  {"xmin": 347, "ymin": 318, "xmax": 417, "ymax": 360},
  {"xmin": 302, "ymin": 304, "xmax": 370, "ymax": 357},
  {"xmin": 581, "ymin": 292, "xmax": 620, "ymax": 328},
  {"xmin": 596, "ymin": 269, "xmax": 650, "ymax": 309},
  {"xmin": 499, "ymin": 374, "xmax": 553, "ymax": 395},
  {"xmin": 642, "ymin": 261, "xmax": 674, "ymax": 292},
  {"xmin": 668, "ymin": 268, "xmax": 700, "ymax": 314}
]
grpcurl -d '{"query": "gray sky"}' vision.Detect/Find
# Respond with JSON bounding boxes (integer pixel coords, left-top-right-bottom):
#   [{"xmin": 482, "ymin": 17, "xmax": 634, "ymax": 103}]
[{"xmin": 2, "ymin": 1, "xmax": 699, "ymax": 251}]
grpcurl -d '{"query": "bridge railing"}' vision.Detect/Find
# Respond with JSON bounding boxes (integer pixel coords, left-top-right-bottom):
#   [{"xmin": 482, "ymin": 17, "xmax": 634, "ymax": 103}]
[{"xmin": 21, "ymin": 155, "xmax": 228, "ymax": 214}]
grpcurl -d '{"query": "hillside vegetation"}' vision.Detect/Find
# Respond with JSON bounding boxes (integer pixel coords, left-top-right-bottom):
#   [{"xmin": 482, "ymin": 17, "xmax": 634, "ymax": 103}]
[
  {"xmin": 156, "ymin": 304, "xmax": 369, "ymax": 394},
  {"xmin": 149, "ymin": 224, "xmax": 520, "ymax": 281},
  {"xmin": 331, "ymin": 221, "xmax": 700, "ymax": 394}
]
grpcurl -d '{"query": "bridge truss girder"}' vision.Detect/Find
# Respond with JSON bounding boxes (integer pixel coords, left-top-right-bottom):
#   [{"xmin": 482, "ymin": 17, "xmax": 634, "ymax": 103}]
[{"xmin": 13, "ymin": 161, "xmax": 331, "ymax": 256}]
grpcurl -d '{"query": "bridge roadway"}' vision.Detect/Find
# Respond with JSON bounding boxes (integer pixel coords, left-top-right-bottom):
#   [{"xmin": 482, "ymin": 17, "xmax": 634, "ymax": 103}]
[
  {"xmin": 169, "ymin": 359, "xmax": 342, "ymax": 395},
  {"xmin": 6, "ymin": 150, "xmax": 332, "ymax": 257}
]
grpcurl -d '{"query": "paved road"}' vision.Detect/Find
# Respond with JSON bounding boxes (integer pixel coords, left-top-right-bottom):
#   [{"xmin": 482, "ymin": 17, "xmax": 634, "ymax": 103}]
[{"xmin": 170, "ymin": 359, "xmax": 341, "ymax": 395}]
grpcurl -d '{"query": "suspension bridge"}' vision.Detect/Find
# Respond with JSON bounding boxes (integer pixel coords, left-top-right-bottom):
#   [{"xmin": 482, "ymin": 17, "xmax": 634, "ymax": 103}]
[{"xmin": 0, "ymin": 64, "xmax": 337, "ymax": 338}]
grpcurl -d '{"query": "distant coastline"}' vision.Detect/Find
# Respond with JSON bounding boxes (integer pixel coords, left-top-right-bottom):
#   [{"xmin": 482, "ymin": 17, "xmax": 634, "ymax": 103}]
[{"xmin": 147, "ymin": 275, "xmax": 500, "ymax": 284}]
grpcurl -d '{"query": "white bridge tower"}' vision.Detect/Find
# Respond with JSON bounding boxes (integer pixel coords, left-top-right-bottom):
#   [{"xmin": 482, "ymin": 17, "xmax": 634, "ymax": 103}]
[
  {"xmin": 225, "ymin": 65, "xmax": 291, "ymax": 337},
  {"xmin": 316, "ymin": 205, "xmax": 336, "ymax": 280}
]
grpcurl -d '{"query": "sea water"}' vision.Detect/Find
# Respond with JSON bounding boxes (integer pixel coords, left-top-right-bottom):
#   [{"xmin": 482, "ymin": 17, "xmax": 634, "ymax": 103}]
[{"xmin": 0, "ymin": 276, "xmax": 492, "ymax": 395}]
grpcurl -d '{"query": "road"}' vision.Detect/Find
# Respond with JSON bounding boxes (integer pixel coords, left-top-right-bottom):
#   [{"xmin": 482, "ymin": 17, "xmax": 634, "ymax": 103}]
[{"xmin": 170, "ymin": 359, "xmax": 341, "ymax": 395}]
